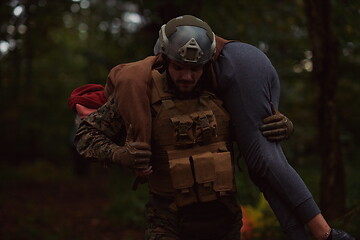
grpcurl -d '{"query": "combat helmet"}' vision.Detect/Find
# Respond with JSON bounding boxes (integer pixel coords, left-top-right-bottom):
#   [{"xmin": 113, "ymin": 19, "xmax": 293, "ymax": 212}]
[{"xmin": 154, "ymin": 15, "xmax": 216, "ymax": 65}]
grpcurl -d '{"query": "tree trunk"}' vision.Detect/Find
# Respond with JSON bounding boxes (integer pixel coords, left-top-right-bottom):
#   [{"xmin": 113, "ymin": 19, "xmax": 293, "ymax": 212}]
[{"xmin": 303, "ymin": 0, "xmax": 345, "ymax": 221}]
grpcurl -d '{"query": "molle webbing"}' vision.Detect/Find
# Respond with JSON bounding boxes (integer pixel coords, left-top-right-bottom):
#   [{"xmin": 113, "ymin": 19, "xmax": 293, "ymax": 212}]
[
  {"xmin": 167, "ymin": 142, "xmax": 235, "ymax": 207},
  {"xmin": 166, "ymin": 141, "xmax": 228, "ymax": 160},
  {"xmin": 151, "ymin": 71, "xmax": 219, "ymax": 147},
  {"xmin": 149, "ymin": 70, "xmax": 235, "ymax": 206}
]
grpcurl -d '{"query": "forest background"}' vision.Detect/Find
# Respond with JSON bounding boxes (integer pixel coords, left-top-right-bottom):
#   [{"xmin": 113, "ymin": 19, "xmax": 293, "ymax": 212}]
[{"xmin": 0, "ymin": 0, "xmax": 359, "ymax": 239}]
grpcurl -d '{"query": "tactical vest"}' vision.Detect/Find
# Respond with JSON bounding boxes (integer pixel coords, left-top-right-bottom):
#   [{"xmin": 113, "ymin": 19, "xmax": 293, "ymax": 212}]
[{"xmin": 148, "ymin": 71, "xmax": 236, "ymax": 207}]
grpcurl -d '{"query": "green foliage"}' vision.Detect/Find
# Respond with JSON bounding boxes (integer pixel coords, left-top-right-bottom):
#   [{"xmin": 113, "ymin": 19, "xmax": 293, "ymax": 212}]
[{"xmin": 106, "ymin": 168, "xmax": 148, "ymax": 228}]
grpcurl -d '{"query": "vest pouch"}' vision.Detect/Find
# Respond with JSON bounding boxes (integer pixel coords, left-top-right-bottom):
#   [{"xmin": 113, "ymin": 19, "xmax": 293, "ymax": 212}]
[
  {"xmin": 169, "ymin": 157, "xmax": 197, "ymax": 207},
  {"xmin": 213, "ymin": 151, "xmax": 235, "ymax": 196},
  {"xmin": 170, "ymin": 115, "xmax": 195, "ymax": 147},
  {"xmin": 192, "ymin": 152, "xmax": 217, "ymax": 202},
  {"xmin": 191, "ymin": 110, "xmax": 217, "ymax": 143}
]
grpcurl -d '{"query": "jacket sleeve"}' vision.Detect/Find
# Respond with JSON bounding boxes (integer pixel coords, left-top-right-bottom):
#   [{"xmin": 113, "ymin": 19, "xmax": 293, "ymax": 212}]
[
  {"xmin": 74, "ymin": 96, "xmax": 125, "ymax": 164},
  {"xmin": 105, "ymin": 56, "xmax": 160, "ymax": 144}
]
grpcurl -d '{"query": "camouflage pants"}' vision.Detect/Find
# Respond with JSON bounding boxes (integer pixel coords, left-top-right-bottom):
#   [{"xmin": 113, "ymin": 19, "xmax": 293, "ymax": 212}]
[{"xmin": 144, "ymin": 196, "xmax": 242, "ymax": 240}]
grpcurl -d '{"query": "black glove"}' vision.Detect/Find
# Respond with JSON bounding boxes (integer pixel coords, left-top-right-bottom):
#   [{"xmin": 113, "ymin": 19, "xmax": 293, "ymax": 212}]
[
  {"xmin": 260, "ymin": 103, "xmax": 294, "ymax": 142},
  {"xmin": 326, "ymin": 228, "xmax": 356, "ymax": 240},
  {"xmin": 112, "ymin": 124, "xmax": 152, "ymax": 169}
]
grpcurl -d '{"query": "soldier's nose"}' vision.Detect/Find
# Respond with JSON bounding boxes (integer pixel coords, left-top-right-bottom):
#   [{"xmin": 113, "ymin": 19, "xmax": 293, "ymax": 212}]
[{"xmin": 181, "ymin": 70, "xmax": 192, "ymax": 81}]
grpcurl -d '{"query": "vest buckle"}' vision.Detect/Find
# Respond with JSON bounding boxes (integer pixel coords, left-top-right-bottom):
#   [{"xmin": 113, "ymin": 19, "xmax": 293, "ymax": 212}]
[
  {"xmin": 178, "ymin": 121, "xmax": 193, "ymax": 137},
  {"xmin": 199, "ymin": 115, "xmax": 210, "ymax": 133}
]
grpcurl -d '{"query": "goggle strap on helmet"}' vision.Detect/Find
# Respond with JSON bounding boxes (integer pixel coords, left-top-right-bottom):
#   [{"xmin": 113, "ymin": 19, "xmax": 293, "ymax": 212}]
[
  {"xmin": 210, "ymin": 32, "xmax": 216, "ymax": 57},
  {"xmin": 164, "ymin": 15, "xmax": 214, "ymax": 42},
  {"xmin": 160, "ymin": 24, "xmax": 169, "ymax": 53}
]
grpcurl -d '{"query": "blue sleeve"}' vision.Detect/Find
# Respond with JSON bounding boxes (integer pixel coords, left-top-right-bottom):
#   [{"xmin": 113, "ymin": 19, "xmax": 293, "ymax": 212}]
[{"xmin": 216, "ymin": 42, "xmax": 320, "ymax": 235}]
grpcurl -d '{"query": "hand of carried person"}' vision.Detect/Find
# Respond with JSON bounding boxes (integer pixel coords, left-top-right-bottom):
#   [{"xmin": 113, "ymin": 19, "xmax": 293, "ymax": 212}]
[
  {"xmin": 112, "ymin": 124, "xmax": 152, "ymax": 169},
  {"xmin": 260, "ymin": 103, "xmax": 294, "ymax": 141}
]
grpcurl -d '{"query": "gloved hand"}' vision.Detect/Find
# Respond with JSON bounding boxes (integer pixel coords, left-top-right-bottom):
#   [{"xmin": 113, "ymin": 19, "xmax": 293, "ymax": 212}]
[
  {"xmin": 112, "ymin": 124, "xmax": 152, "ymax": 169},
  {"xmin": 260, "ymin": 103, "xmax": 294, "ymax": 142},
  {"xmin": 326, "ymin": 228, "xmax": 356, "ymax": 240}
]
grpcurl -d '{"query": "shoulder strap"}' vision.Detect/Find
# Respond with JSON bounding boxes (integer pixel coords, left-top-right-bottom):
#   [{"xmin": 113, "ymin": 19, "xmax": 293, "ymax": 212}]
[
  {"xmin": 151, "ymin": 70, "xmax": 180, "ymax": 118},
  {"xmin": 198, "ymin": 90, "xmax": 217, "ymax": 109},
  {"xmin": 151, "ymin": 70, "xmax": 172, "ymax": 101}
]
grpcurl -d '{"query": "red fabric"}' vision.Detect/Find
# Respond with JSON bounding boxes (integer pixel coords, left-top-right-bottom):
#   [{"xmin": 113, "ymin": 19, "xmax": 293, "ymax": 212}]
[{"xmin": 67, "ymin": 84, "xmax": 107, "ymax": 112}]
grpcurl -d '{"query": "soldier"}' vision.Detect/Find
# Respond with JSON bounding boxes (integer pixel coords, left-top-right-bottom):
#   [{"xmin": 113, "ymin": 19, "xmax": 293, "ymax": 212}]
[{"xmin": 74, "ymin": 15, "xmax": 355, "ymax": 240}]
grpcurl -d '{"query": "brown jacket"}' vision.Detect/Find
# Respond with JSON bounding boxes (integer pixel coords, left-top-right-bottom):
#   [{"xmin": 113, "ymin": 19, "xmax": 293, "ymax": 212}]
[{"xmin": 104, "ymin": 36, "xmax": 231, "ymax": 143}]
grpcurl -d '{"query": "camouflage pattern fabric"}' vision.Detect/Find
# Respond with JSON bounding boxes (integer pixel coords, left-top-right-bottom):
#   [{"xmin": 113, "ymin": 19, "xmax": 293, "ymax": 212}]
[
  {"xmin": 145, "ymin": 196, "xmax": 242, "ymax": 240},
  {"xmin": 75, "ymin": 96, "xmax": 125, "ymax": 165},
  {"xmin": 145, "ymin": 199, "xmax": 181, "ymax": 240}
]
